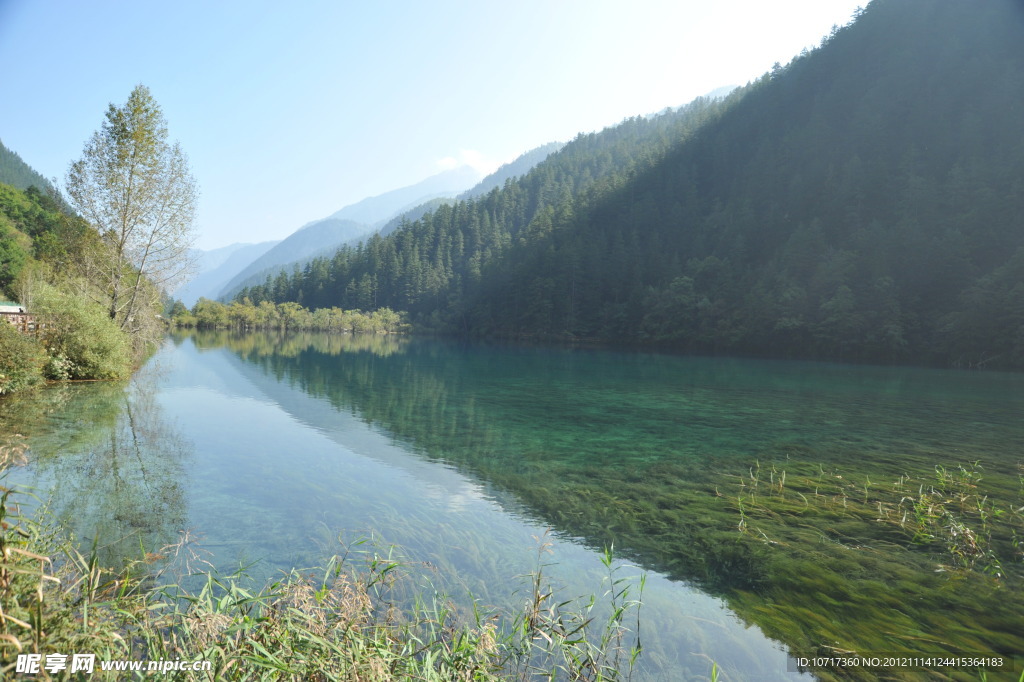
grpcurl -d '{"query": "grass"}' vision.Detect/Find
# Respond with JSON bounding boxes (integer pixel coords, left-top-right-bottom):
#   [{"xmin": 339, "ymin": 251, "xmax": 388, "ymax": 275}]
[{"xmin": 1, "ymin": 435, "xmax": 647, "ymax": 681}]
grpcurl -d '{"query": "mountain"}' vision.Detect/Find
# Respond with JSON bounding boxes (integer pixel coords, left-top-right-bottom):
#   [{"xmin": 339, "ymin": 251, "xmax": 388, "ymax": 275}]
[
  {"xmin": 461, "ymin": 0, "xmax": 1024, "ymax": 366},
  {"xmin": 0, "ymin": 142, "xmax": 84, "ymax": 294},
  {"xmin": 239, "ymin": 96, "xmax": 729, "ymax": 312},
  {"xmin": 195, "ymin": 242, "xmax": 256, "ymax": 272},
  {"xmin": 700, "ymin": 85, "xmax": 738, "ymax": 101},
  {"xmin": 219, "ymin": 152, "xmax": 563, "ymax": 304},
  {"xmin": 174, "ymin": 241, "xmax": 280, "ymax": 307},
  {"xmin": 216, "ymin": 166, "xmax": 484, "ymax": 301},
  {"xmin": 378, "ymin": 143, "xmax": 565, "ymax": 238},
  {"xmin": 378, "ymin": 197, "xmax": 453, "ymax": 238},
  {"xmin": 218, "ymin": 218, "xmax": 369, "ymax": 301},
  {"xmin": 244, "ymin": 0, "xmax": 1024, "ymax": 368},
  {"xmin": 0, "ymin": 183, "xmax": 43, "ymax": 291},
  {"xmin": 0, "ymin": 180, "xmax": 93, "ymax": 298},
  {"xmin": 0, "ymin": 140, "xmax": 53, "ymax": 192},
  {"xmin": 325, "ymin": 165, "xmax": 482, "ymax": 226}
]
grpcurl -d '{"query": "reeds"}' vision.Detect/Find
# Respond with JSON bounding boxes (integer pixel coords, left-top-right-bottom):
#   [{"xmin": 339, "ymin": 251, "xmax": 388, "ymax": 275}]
[{"xmin": 1, "ymin": 448, "xmax": 645, "ymax": 681}]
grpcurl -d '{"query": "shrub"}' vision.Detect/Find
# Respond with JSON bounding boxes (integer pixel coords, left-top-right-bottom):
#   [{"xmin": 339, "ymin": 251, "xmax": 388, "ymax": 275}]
[
  {"xmin": 35, "ymin": 286, "xmax": 131, "ymax": 380},
  {"xmin": 0, "ymin": 320, "xmax": 46, "ymax": 394}
]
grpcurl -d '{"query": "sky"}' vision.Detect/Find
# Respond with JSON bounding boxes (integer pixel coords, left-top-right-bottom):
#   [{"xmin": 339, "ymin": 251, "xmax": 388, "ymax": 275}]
[{"xmin": 0, "ymin": 0, "xmax": 866, "ymax": 250}]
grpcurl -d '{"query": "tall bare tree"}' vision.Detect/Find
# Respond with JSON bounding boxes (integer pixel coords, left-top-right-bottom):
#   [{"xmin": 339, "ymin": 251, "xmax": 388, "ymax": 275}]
[{"xmin": 66, "ymin": 85, "xmax": 198, "ymax": 335}]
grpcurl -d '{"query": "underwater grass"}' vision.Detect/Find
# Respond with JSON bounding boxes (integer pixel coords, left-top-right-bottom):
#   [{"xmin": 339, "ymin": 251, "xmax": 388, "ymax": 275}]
[{"xmin": 478, "ymin": 446, "xmax": 1023, "ymax": 681}]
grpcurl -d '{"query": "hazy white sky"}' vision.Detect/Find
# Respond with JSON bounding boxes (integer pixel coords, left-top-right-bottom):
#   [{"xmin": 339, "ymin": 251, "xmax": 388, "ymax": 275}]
[{"xmin": 0, "ymin": 0, "xmax": 866, "ymax": 249}]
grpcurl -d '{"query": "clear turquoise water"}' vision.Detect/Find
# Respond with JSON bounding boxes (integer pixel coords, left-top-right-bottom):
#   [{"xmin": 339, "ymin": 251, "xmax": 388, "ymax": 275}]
[{"xmin": 3, "ymin": 330, "xmax": 1023, "ymax": 680}]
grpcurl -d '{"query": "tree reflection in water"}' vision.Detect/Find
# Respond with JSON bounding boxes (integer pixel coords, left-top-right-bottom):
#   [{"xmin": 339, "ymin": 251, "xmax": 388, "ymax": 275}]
[{"xmin": 1, "ymin": 363, "xmax": 191, "ymax": 569}]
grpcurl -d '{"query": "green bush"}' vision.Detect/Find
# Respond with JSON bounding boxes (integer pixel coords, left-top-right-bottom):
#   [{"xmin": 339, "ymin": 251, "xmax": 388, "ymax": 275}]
[
  {"xmin": 35, "ymin": 286, "xmax": 131, "ymax": 380},
  {"xmin": 0, "ymin": 320, "xmax": 46, "ymax": 394}
]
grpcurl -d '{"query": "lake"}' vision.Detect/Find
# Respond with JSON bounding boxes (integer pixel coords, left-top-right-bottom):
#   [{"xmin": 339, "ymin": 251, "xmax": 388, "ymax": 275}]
[{"xmin": 2, "ymin": 330, "xmax": 1022, "ymax": 680}]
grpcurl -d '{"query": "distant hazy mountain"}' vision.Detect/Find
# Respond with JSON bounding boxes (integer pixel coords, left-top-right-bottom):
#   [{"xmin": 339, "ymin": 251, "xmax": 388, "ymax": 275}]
[
  {"xmin": 197, "ymin": 243, "xmax": 257, "ymax": 272},
  {"xmin": 217, "ymin": 153, "xmax": 561, "ymax": 302},
  {"xmin": 218, "ymin": 218, "xmax": 371, "ymax": 300},
  {"xmin": 378, "ymin": 197, "xmax": 453, "ymax": 237},
  {"xmin": 250, "ymin": 0, "xmax": 1024, "ymax": 369},
  {"xmin": 216, "ymin": 166, "xmax": 484, "ymax": 300},
  {"xmin": 174, "ymin": 241, "xmax": 279, "ymax": 307},
  {"xmin": 378, "ymin": 144, "xmax": 565, "ymax": 238},
  {"xmin": 703, "ymin": 85, "xmax": 739, "ymax": 100},
  {"xmin": 326, "ymin": 165, "xmax": 483, "ymax": 226}
]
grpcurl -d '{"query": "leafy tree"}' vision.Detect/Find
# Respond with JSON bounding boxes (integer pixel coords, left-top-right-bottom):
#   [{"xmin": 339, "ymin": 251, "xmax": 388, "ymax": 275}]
[
  {"xmin": 191, "ymin": 297, "xmax": 230, "ymax": 328},
  {"xmin": 66, "ymin": 85, "xmax": 198, "ymax": 338},
  {"xmin": 168, "ymin": 299, "xmax": 189, "ymax": 318}
]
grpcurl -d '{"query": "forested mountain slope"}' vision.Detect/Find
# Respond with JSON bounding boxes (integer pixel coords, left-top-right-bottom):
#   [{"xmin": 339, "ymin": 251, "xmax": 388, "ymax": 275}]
[
  {"xmin": 323, "ymin": 165, "xmax": 481, "ymax": 226},
  {"xmin": 218, "ymin": 218, "xmax": 370, "ymax": 300},
  {"xmin": 461, "ymin": 0, "xmax": 1024, "ymax": 367},
  {"xmin": 241, "ymin": 0, "xmax": 1024, "ymax": 368},
  {"xmin": 376, "ymin": 143, "xmax": 566, "ymax": 239},
  {"xmin": 0, "ymin": 140, "xmax": 53, "ymax": 192},
  {"xmin": 214, "ymin": 167, "xmax": 485, "ymax": 301},
  {"xmin": 0, "ymin": 183, "xmax": 88, "ymax": 293},
  {"xmin": 238, "ymin": 95, "xmax": 732, "ymax": 321}
]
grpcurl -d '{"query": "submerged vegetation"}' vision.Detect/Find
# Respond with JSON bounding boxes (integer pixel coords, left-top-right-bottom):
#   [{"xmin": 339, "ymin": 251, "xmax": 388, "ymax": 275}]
[
  {"xmin": 416, "ymin": 448, "xmax": 1024, "ymax": 680},
  {"xmin": 6, "ymin": 328, "xmax": 1024, "ymax": 679},
  {"xmin": 704, "ymin": 455, "xmax": 1022, "ymax": 680}
]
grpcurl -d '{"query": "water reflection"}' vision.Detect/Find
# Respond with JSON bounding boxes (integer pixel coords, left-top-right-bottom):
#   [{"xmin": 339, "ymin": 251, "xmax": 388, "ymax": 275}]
[
  {"xmin": 1, "ymin": 366, "xmax": 191, "ymax": 567},
  {"xmin": 175, "ymin": 328, "xmax": 409, "ymax": 358}
]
